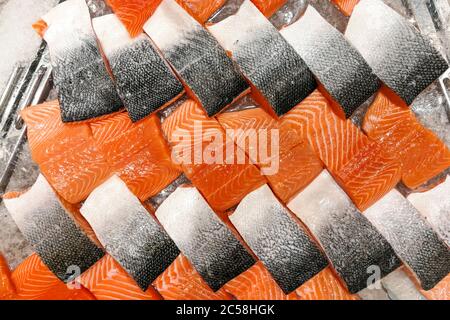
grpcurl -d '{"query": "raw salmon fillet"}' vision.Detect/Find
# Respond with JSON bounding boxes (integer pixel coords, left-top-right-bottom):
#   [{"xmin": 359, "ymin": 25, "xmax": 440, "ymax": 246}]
[
  {"xmin": 107, "ymin": 0, "xmax": 225, "ymax": 37},
  {"xmin": 363, "ymin": 88, "xmax": 450, "ymax": 189},
  {"xmin": 32, "ymin": 19, "xmax": 47, "ymax": 38},
  {"xmin": 154, "ymin": 255, "xmax": 233, "ymax": 300},
  {"xmin": 296, "ymin": 268, "xmax": 359, "ymax": 300},
  {"xmin": 251, "ymin": 0, "xmax": 287, "ymax": 17},
  {"xmin": 21, "ymin": 101, "xmax": 111, "ymax": 204},
  {"xmin": 331, "ymin": 0, "xmax": 360, "ymax": 16},
  {"xmin": 281, "ymin": 90, "xmax": 402, "ymax": 210},
  {"xmin": 217, "ymin": 107, "xmax": 323, "ymax": 203},
  {"xmin": 106, "ymin": 0, "xmax": 163, "ymax": 37},
  {"xmin": 90, "ymin": 112, "xmax": 182, "ymax": 201},
  {"xmin": 0, "ymin": 255, "xmax": 15, "ymax": 300},
  {"xmin": 222, "ymin": 262, "xmax": 300, "ymax": 300},
  {"xmin": 79, "ymin": 255, "xmax": 162, "ymax": 300},
  {"xmin": 11, "ymin": 254, "xmax": 95, "ymax": 300},
  {"xmin": 161, "ymin": 99, "xmax": 266, "ymax": 211}
]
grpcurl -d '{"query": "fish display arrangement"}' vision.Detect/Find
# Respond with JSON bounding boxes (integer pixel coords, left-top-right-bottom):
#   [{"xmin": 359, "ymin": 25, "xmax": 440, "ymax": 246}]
[{"xmin": 0, "ymin": 0, "xmax": 449, "ymax": 301}]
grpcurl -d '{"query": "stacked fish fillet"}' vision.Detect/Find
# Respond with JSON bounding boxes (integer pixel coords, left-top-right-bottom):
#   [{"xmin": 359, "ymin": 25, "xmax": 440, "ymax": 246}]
[{"xmin": 1, "ymin": 0, "xmax": 449, "ymax": 300}]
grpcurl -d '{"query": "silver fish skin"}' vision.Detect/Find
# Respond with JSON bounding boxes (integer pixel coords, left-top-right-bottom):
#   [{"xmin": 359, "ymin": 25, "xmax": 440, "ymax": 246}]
[
  {"xmin": 408, "ymin": 176, "xmax": 450, "ymax": 247},
  {"xmin": 345, "ymin": 0, "xmax": 449, "ymax": 105},
  {"xmin": 42, "ymin": 0, "xmax": 122, "ymax": 122},
  {"xmin": 230, "ymin": 185, "xmax": 328, "ymax": 294},
  {"xmin": 3, "ymin": 175, "xmax": 104, "ymax": 282},
  {"xmin": 281, "ymin": 6, "xmax": 380, "ymax": 118},
  {"xmin": 93, "ymin": 14, "xmax": 183, "ymax": 123},
  {"xmin": 288, "ymin": 171, "xmax": 401, "ymax": 294},
  {"xmin": 156, "ymin": 187, "xmax": 256, "ymax": 291},
  {"xmin": 80, "ymin": 176, "xmax": 180, "ymax": 291},
  {"xmin": 365, "ymin": 189, "xmax": 450, "ymax": 291},
  {"xmin": 208, "ymin": 0, "xmax": 317, "ymax": 116},
  {"xmin": 143, "ymin": 0, "xmax": 248, "ymax": 117}
]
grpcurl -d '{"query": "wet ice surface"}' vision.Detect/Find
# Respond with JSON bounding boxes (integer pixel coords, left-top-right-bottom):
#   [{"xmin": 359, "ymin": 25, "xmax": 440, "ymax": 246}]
[{"xmin": 0, "ymin": 0, "xmax": 58, "ymax": 268}]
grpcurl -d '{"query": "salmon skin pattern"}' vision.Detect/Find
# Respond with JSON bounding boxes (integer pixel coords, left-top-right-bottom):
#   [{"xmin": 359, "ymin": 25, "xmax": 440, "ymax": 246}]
[
  {"xmin": 93, "ymin": 14, "xmax": 183, "ymax": 122},
  {"xmin": 208, "ymin": 0, "xmax": 316, "ymax": 116},
  {"xmin": 156, "ymin": 187, "xmax": 256, "ymax": 291},
  {"xmin": 143, "ymin": 0, "xmax": 248, "ymax": 117},
  {"xmin": 230, "ymin": 185, "xmax": 328, "ymax": 293},
  {"xmin": 288, "ymin": 171, "xmax": 401, "ymax": 294},
  {"xmin": 81, "ymin": 176, "xmax": 180, "ymax": 291},
  {"xmin": 3, "ymin": 175, "xmax": 105, "ymax": 283},
  {"xmin": 281, "ymin": 6, "xmax": 379, "ymax": 118},
  {"xmin": 42, "ymin": 0, "xmax": 122, "ymax": 122},
  {"xmin": 346, "ymin": 0, "xmax": 448, "ymax": 105},
  {"xmin": 365, "ymin": 190, "xmax": 450, "ymax": 291}
]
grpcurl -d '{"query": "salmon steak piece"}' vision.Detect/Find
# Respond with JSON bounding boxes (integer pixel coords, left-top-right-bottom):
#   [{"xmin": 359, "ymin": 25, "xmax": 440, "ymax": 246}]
[
  {"xmin": 80, "ymin": 255, "xmax": 163, "ymax": 300},
  {"xmin": 230, "ymin": 185, "xmax": 328, "ymax": 293},
  {"xmin": 93, "ymin": 14, "xmax": 184, "ymax": 123},
  {"xmin": 346, "ymin": 0, "xmax": 448, "ymax": 105},
  {"xmin": 251, "ymin": 0, "xmax": 288, "ymax": 18},
  {"xmin": 106, "ymin": 0, "xmax": 226, "ymax": 37},
  {"xmin": 143, "ymin": 0, "xmax": 248, "ymax": 117},
  {"xmin": 296, "ymin": 267, "xmax": 359, "ymax": 300},
  {"xmin": 281, "ymin": 90, "xmax": 402, "ymax": 210},
  {"xmin": 40, "ymin": 0, "xmax": 122, "ymax": 122},
  {"xmin": 363, "ymin": 88, "xmax": 450, "ymax": 189},
  {"xmin": 155, "ymin": 187, "xmax": 256, "ymax": 291},
  {"xmin": 0, "ymin": 255, "xmax": 16, "ymax": 300},
  {"xmin": 11, "ymin": 254, "xmax": 95, "ymax": 300},
  {"xmin": 208, "ymin": 1, "xmax": 316, "ymax": 118},
  {"xmin": 331, "ymin": 0, "xmax": 360, "ymax": 16},
  {"xmin": 154, "ymin": 255, "xmax": 233, "ymax": 300},
  {"xmin": 217, "ymin": 106, "xmax": 323, "ymax": 203},
  {"xmin": 90, "ymin": 112, "xmax": 182, "ymax": 201},
  {"xmin": 21, "ymin": 100, "xmax": 112, "ymax": 204},
  {"xmin": 162, "ymin": 99, "xmax": 266, "ymax": 212},
  {"xmin": 80, "ymin": 176, "xmax": 180, "ymax": 291},
  {"xmin": 3, "ymin": 175, "xmax": 105, "ymax": 282},
  {"xmin": 222, "ymin": 262, "xmax": 300, "ymax": 300}
]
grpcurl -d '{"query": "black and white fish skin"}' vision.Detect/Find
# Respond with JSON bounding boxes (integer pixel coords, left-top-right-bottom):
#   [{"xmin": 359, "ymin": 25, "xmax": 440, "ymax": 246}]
[
  {"xmin": 3, "ymin": 175, "xmax": 104, "ymax": 282},
  {"xmin": 287, "ymin": 171, "xmax": 401, "ymax": 294},
  {"xmin": 408, "ymin": 176, "xmax": 450, "ymax": 247},
  {"xmin": 365, "ymin": 190, "xmax": 450, "ymax": 291},
  {"xmin": 230, "ymin": 185, "xmax": 328, "ymax": 294},
  {"xmin": 80, "ymin": 176, "xmax": 180, "ymax": 291},
  {"xmin": 281, "ymin": 6, "xmax": 380, "ymax": 118},
  {"xmin": 156, "ymin": 187, "xmax": 256, "ymax": 291},
  {"xmin": 42, "ymin": 0, "xmax": 122, "ymax": 122},
  {"xmin": 345, "ymin": 0, "xmax": 449, "ymax": 105},
  {"xmin": 143, "ymin": 0, "xmax": 248, "ymax": 117},
  {"xmin": 93, "ymin": 14, "xmax": 184, "ymax": 123},
  {"xmin": 208, "ymin": 0, "xmax": 316, "ymax": 116}
]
